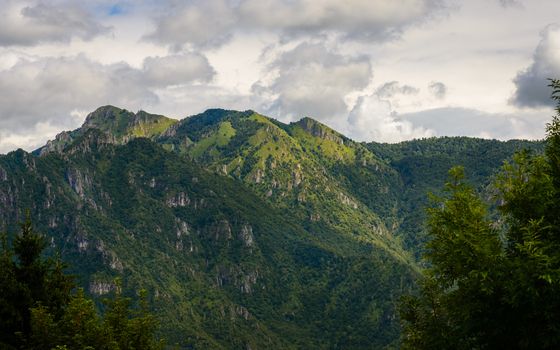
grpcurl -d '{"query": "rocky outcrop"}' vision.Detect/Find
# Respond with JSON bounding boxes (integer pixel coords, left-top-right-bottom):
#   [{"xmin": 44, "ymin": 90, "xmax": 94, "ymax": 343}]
[
  {"xmin": 212, "ymin": 220, "xmax": 232, "ymax": 241},
  {"xmin": 297, "ymin": 117, "xmax": 344, "ymax": 145},
  {"xmin": 238, "ymin": 224, "xmax": 254, "ymax": 247},
  {"xmin": 89, "ymin": 280, "xmax": 116, "ymax": 295},
  {"xmin": 0, "ymin": 166, "xmax": 7, "ymax": 181},
  {"xmin": 338, "ymin": 192, "xmax": 358, "ymax": 209},
  {"xmin": 38, "ymin": 131, "xmax": 73, "ymax": 155},
  {"xmin": 66, "ymin": 168, "xmax": 92, "ymax": 198},
  {"xmin": 166, "ymin": 192, "xmax": 191, "ymax": 207}
]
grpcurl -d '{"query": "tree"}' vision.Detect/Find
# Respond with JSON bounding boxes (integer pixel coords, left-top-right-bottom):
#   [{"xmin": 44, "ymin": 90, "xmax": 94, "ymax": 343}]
[
  {"xmin": 0, "ymin": 213, "xmax": 74, "ymax": 348},
  {"xmin": 400, "ymin": 79, "xmax": 560, "ymax": 349},
  {"xmin": 0, "ymin": 215, "xmax": 164, "ymax": 349}
]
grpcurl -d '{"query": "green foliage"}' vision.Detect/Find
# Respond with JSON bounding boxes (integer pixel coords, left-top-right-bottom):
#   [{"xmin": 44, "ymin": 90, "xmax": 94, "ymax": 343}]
[
  {"xmin": 0, "ymin": 214, "xmax": 74, "ymax": 348},
  {"xmin": 0, "ymin": 217, "xmax": 162, "ymax": 349},
  {"xmin": 400, "ymin": 81, "xmax": 560, "ymax": 349},
  {"xmin": 1, "ymin": 103, "xmax": 547, "ymax": 348}
]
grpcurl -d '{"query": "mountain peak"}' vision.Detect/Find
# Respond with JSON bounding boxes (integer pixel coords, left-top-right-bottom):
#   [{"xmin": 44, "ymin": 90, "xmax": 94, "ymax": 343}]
[
  {"xmin": 83, "ymin": 105, "xmax": 125, "ymax": 126},
  {"xmin": 37, "ymin": 106, "xmax": 177, "ymax": 156},
  {"xmin": 82, "ymin": 106, "xmax": 176, "ymax": 138},
  {"xmin": 293, "ymin": 117, "xmax": 346, "ymax": 145}
]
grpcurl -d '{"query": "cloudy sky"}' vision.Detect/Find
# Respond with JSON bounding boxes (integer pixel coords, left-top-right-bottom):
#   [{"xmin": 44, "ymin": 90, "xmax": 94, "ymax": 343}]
[{"xmin": 1, "ymin": 0, "xmax": 559, "ymax": 153}]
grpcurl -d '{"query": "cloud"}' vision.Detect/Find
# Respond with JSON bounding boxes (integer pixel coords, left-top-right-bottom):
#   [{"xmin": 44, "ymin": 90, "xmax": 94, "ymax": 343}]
[
  {"xmin": 253, "ymin": 42, "xmax": 371, "ymax": 121},
  {"xmin": 400, "ymin": 107, "xmax": 548, "ymax": 140},
  {"xmin": 0, "ymin": 1, "xmax": 110, "ymax": 46},
  {"xmin": 0, "ymin": 52, "xmax": 215, "ymax": 153},
  {"xmin": 346, "ymin": 94, "xmax": 434, "ymax": 142},
  {"xmin": 142, "ymin": 53, "xmax": 215, "ymax": 86},
  {"xmin": 146, "ymin": 0, "xmax": 447, "ymax": 48},
  {"xmin": 144, "ymin": 0, "xmax": 236, "ymax": 49},
  {"xmin": 239, "ymin": 0, "xmax": 445, "ymax": 40},
  {"xmin": 376, "ymin": 81, "xmax": 419, "ymax": 98},
  {"xmin": 510, "ymin": 24, "xmax": 560, "ymax": 108},
  {"xmin": 498, "ymin": 0, "xmax": 523, "ymax": 8},
  {"xmin": 428, "ymin": 81, "xmax": 447, "ymax": 99}
]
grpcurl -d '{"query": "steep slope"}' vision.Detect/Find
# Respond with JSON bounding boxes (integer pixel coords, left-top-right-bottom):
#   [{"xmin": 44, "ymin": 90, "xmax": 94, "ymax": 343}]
[
  {"xmin": 1, "ymin": 105, "xmax": 544, "ymax": 348},
  {"xmin": 37, "ymin": 106, "xmax": 177, "ymax": 155},
  {"xmin": 1, "ymin": 128, "xmax": 418, "ymax": 348},
  {"xmin": 158, "ymin": 109, "xmax": 410, "ymax": 263},
  {"xmin": 367, "ymin": 137, "xmax": 545, "ymax": 256}
]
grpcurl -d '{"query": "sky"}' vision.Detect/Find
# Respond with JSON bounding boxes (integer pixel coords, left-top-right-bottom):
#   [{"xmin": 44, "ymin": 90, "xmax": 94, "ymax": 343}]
[{"xmin": 1, "ymin": 0, "xmax": 559, "ymax": 153}]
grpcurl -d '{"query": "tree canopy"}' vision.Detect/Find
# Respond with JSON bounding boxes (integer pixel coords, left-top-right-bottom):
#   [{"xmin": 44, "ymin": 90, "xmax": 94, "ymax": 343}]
[
  {"xmin": 0, "ymin": 215, "xmax": 163, "ymax": 350},
  {"xmin": 399, "ymin": 79, "xmax": 560, "ymax": 349}
]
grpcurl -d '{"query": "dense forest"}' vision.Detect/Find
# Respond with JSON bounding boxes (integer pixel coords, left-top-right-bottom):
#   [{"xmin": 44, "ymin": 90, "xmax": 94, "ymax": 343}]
[
  {"xmin": 0, "ymin": 83, "xmax": 554, "ymax": 348},
  {"xmin": 0, "ymin": 215, "xmax": 163, "ymax": 349},
  {"xmin": 400, "ymin": 80, "xmax": 560, "ymax": 349}
]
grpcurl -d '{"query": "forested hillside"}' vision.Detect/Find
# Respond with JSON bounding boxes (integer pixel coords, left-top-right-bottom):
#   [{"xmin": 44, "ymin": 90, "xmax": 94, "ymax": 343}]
[
  {"xmin": 0, "ymin": 106, "xmax": 543, "ymax": 348},
  {"xmin": 399, "ymin": 81, "xmax": 560, "ymax": 349}
]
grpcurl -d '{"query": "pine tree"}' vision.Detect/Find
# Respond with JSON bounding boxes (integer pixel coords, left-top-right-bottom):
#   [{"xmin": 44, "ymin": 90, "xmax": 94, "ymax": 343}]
[
  {"xmin": 0, "ymin": 214, "xmax": 164, "ymax": 349},
  {"xmin": 400, "ymin": 80, "xmax": 560, "ymax": 349}
]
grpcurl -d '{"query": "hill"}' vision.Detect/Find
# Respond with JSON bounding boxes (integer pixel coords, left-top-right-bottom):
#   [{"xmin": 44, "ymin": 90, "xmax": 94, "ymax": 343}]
[{"xmin": 0, "ymin": 106, "xmax": 543, "ymax": 348}]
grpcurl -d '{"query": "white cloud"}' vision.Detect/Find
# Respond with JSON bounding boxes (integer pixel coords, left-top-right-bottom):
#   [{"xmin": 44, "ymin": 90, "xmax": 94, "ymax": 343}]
[
  {"xmin": 428, "ymin": 81, "xmax": 447, "ymax": 99},
  {"xmin": 376, "ymin": 81, "xmax": 420, "ymax": 98},
  {"xmin": 510, "ymin": 24, "xmax": 560, "ymax": 108},
  {"xmin": 144, "ymin": 0, "xmax": 236, "ymax": 49},
  {"xmin": 0, "ymin": 52, "xmax": 215, "ymax": 152},
  {"xmin": 145, "ymin": 0, "xmax": 447, "ymax": 48},
  {"xmin": 239, "ymin": 0, "xmax": 445, "ymax": 40},
  {"xmin": 253, "ymin": 42, "xmax": 372, "ymax": 122},
  {"xmin": 1, "ymin": 0, "xmax": 560, "ymax": 153},
  {"xmin": 401, "ymin": 107, "xmax": 548, "ymax": 140},
  {"xmin": 346, "ymin": 94, "xmax": 434, "ymax": 142},
  {"xmin": 142, "ymin": 53, "xmax": 215, "ymax": 86},
  {"xmin": 0, "ymin": 0, "xmax": 110, "ymax": 46}
]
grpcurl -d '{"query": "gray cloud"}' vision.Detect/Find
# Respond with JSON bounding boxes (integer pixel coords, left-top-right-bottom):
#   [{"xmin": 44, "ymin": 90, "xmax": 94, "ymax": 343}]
[
  {"xmin": 146, "ymin": 0, "xmax": 447, "ymax": 48},
  {"xmin": 401, "ymin": 107, "xmax": 547, "ymax": 140},
  {"xmin": 376, "ymin": 81, "xmax": 419, "ymax": 98},
  {"xmin": 346, "ymin": 93, "xmax": 434, "ymax": 142},
  {"xmin": 253, "ymin": 42, "xmax": 371, "ymax": 121},
  {"xmin": 428, "ymin": 81, "xmax": 447, "ymax": 99},
  {"xmin": 142, "ymin": 53, "xmax": 215, "ymax": 86},
  {"xmin": 0, "ymin": 52, "xmax": 215, "ymax": 152},
  {"xmin": 498, "ymin": 0, "xmax": 523, "ymax": 8},
  {"xmin": 0, "ymin": 1, "xmax": 110, "ymax": 46},
  {"xmin": 510, "ymin": 24, "xmax": 560, "ymax": 108},
  {"xmin": 143, "ymin": 0, "xmax": 236, "ymax": 49}
]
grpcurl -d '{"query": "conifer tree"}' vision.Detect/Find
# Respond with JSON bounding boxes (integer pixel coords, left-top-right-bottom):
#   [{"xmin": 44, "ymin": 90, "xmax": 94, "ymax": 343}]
[
  {"xmin": 399, "ymin": 80, "xmax": 560, "ymax": 349},
  {"xmin": 0, "ymin": 215, "xmax": 163, "ymax": 349}
]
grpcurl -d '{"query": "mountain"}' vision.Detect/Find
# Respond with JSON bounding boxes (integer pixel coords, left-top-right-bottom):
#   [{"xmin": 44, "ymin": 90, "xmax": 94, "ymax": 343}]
[{"xmin": 0, "ymin": 106, "xmax": 543, "ymax": 348}]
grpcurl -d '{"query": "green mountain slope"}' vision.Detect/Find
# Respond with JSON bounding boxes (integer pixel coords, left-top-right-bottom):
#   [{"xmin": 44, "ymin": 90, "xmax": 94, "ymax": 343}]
[
  {"xmin": 367, "ymin": 137, "xmax": 544, "ymax": 256},
  {"xmin": 158, "ymin": 109, "xmax": 409, "ymax": 262},
  {"xmin": 0, "ymin": 126, "xmax": 417, "ymax": 348},
  {"xmin": 0, "ymin": 106, "xmax": 544, "ymax": 348}
]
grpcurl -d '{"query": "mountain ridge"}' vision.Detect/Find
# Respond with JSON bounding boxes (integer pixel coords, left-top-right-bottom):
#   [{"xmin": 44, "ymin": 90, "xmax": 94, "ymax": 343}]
[{"xmin": 0, "ymin": 105, "xmax": 545, "ymax": 348}]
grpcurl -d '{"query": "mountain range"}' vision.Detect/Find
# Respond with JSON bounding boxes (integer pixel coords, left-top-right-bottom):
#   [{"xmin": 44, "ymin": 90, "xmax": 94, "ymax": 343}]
[{"xmin": 0, "ymin": 106, "xmax": 543, "ymax": 349}]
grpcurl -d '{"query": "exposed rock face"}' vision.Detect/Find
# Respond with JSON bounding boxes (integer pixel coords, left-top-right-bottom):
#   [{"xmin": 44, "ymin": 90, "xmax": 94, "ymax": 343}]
[
  {"xmin": 230, "ymin": 305, "xmax": 250, "ymax": 320},
  {"xmin": 240, "ymin": 270, "xmax": 258, "ymax": 294},
  {"xmin": 212, "ymin": 220, "xmax": 232, "ymax": 241},
  {"xmin": 297, "ymin": 117, "xmax": 344, "ymax": 144},
  {"xmin": 176, "ymin": 219, "xmax": 190, "ymax": 238},
  {"xmin": 239, "ymin": 224, "xmax": 254, "ymax": 247},
  {"xmin": 215, "ymin": 265, "xmax": 259, "ymax": 294},
  {"xmin": 251, "ymin": 168, "xmax": 264, "ymax": 183},
  {"xmin": 292, "ymin": 163, "xmax": 303, "ymax": 187},
  {"xmin": 166, "ymin": 192, "xmax": 190, "ymax": 207},
  {"xmin": 0, "ymin": 166, "xmax": 7, "ymax": 181},
  {"xmin": 76, "ymin": 234, "xmax": 89, "ymax": 252},
  {"xmin": 339, "ymin": 192, "xmax": 358, "ymax": 209},
  {"xmin": 89, "ymin": 280, "xmax": 116, "ymax": 295},
  {"xmin": 66, "ymin": 168, "xmax": 92, "ymax": 198},
  {"xmin": 39, "ymin": 131, "xmax": 73, "ymax": 155}
]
